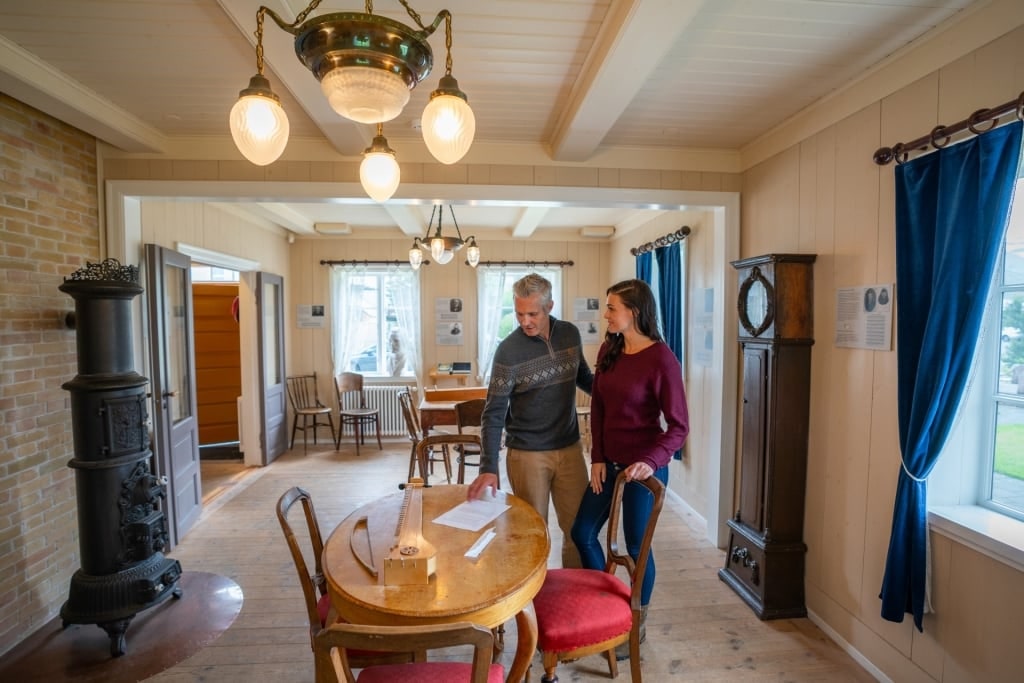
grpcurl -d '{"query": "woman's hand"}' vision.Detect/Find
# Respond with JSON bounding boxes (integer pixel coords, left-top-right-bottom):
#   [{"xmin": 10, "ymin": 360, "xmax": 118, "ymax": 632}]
[
  {"xmin": 589, "ymin": 463, "xmax": 606, "ymax": 494},
  {"xmin": 623, "ymin": 462, "xmax": 653, "ymax": 482}
]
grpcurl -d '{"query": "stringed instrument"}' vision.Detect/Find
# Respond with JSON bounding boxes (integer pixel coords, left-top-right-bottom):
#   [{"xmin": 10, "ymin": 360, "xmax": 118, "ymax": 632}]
[{"xmin": 349, "ymin": 478, "xmax": 437, "ymax": 585}]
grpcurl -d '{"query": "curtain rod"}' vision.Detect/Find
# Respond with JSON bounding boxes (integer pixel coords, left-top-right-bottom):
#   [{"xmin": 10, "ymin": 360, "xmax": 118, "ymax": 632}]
[
  {"xmin": 319, "ymin": 259, "xmax": 429, "ymax": 267},
  {"xmin": 873, "ymin": 91, "xmax": 1024, "ymax": 165},
  {"xmin": 630, "ymin": 226, "xmax": 691, "ymax": 256},
  {"xmin": 475, "ymin": 260, "xmax": 574, "ymax": 267}
]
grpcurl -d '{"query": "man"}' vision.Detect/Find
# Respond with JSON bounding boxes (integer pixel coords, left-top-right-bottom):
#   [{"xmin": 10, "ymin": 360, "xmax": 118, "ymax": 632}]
[{"xmin": 466, "ymin": 273, "xmax": 594, "ymax": 567}]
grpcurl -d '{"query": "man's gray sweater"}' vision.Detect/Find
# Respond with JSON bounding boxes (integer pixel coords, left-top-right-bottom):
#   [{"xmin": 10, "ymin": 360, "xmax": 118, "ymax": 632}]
[{"xmin": 479, "ymin": 316, "xmax": 594, "ymax": 475}]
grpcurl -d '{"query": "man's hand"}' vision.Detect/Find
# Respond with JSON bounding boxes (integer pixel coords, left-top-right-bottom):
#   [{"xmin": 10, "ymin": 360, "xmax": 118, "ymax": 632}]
[{"xmin": 466, "ymin": 472, "xmax": 499, "ymax": 501}]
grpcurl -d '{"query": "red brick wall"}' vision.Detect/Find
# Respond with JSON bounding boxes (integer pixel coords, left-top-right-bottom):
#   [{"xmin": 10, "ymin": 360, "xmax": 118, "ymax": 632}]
[{"xmin": 0, "ymin": 94, "xmax": 99, "ymax": 656}]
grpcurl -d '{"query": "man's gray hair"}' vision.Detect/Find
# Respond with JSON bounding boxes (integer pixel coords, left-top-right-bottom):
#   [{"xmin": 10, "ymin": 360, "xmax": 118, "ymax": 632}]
[{"xmin": 512, "ymin": 273, "xmax": 553, "ymax": 306}]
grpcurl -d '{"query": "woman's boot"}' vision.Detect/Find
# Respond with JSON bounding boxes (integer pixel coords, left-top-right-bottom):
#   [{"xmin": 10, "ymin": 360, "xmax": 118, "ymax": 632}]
[{"xmin": 615, "ymin": 604, "xmax": 648, "ymax": 661}]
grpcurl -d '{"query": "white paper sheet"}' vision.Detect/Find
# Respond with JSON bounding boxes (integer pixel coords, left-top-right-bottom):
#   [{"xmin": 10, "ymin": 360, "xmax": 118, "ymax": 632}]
[{"xmin": 433, "ymin": 489, "xmax": 510, "ymax": 531}]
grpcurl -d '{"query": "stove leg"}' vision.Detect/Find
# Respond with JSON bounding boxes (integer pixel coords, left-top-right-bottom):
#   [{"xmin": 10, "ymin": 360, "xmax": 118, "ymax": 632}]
[{"xmin": 100, "ymin": 618, "xmax": 132, "ymax": 657}]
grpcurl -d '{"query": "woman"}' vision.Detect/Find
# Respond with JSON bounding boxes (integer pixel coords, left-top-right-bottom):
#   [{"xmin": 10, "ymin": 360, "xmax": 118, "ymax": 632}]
[{"xmin": 570, "ymin": 278, "xmax": 689, "ymax": 658}]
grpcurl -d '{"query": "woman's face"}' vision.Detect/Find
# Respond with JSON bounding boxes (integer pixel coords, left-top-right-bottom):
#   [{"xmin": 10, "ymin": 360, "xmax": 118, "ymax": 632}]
[{"xmin": 603, "ymin": 293, "xmax": 635, "ymax": 335}]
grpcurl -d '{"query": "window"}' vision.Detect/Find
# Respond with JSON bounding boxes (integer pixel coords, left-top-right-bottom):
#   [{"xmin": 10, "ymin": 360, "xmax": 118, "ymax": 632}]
[
  {"xmin": 988, "ymin": 180, "xmax": 1024, "ymax": 520},
  {"xmin": 930, "ymin": 172, "xmax": 1024, "ymax": 568},
  {"xmin": 477, "ymin": 267, "xmax": 563, "ymax": 382},
  {"xmin": 190, "ymin": 264, "xmax": 238, "ymax": 282},
  {"xmin": 329, "ymin": 267, "xmax": 419, "ymax": 379}
]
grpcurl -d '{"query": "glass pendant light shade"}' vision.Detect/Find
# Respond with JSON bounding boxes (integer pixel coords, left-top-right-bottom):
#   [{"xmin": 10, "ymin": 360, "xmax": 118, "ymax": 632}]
[
  {"xmin": 434, "ymin": 249, "xmax": 455, "ymax": 265},
  {"xmin": 321, "ymin": 67, "xmax": 411, "ymax": 124},
  {"xmin": 230, "ymin": 76, "xmax": 290, "ymax": 166},
  {"xmin": 430, "ymin": 236, "xmax": 447, "ymax": 262},
  {"xmin": 360, "ymin": 151, "xmax": 400, "ymax": 202},
  {"xmin": 466, "ymin": 240, "xmax": 480, "ymax": 267},
  {"xmin": 421, "ymin": 76, "xmax": 476, "ymax": 164},
  {"xmin": 408, "ymin": 245, "xmax": 423, "ymax": 270}
]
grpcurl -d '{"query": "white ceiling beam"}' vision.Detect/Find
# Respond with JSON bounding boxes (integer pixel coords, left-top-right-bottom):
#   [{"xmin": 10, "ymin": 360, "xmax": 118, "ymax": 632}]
[
  {"xmin": 382, "ymin": 204, "xmax": 426, "ymax": 237},
  {"xmin": 511, "ymin": 206, "xmax": 551, "ymax": 238},
  {"xmin": 548, "ymin": 0, "xmax": 705, "ymax": 162},
  {"xmin": 216, "ymin": 0, "xmax": 372, "ymax": 156},
  {"xmin": 0, "ymin": 36, "xmax": 167, "ymax": 153}
]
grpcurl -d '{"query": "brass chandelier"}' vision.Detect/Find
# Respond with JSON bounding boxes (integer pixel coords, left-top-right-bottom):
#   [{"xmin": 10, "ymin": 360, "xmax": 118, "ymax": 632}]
[
  {"xmin": 229, "ymin": 0, "xmax": 476, "ymax": 201},
  {"xmin": 409, "ymin": 205, "xmax": 479, "ymax": 270}
]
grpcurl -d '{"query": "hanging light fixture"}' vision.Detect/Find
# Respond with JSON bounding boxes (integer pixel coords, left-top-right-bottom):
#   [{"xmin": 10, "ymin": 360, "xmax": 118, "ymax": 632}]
[
  {"xmin": 229, "ymin": 1, "xmax": 476, "ymax": 191},
  {"xmin": 360, "ymin": 124, "xmax": 400, "ymax": 202},
  {"xmin": 409, "ymin": 205, "xmax": 479, "ymax": 270}
]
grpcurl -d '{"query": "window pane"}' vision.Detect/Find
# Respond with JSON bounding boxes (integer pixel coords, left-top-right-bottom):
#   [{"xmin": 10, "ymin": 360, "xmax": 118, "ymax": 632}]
[
  {"xmin": 992, "ymin": 403, "xmax": 1024, "ymax": 516},
  {"xmin": 349, "ymin": 275, "xmax": 381, "ymax": 374}
]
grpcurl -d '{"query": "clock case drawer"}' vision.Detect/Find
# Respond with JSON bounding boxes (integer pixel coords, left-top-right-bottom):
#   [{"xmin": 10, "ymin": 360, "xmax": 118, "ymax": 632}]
[{"xmin": 719, "ymin": 520, "xmax": 807, "ymax": 620}]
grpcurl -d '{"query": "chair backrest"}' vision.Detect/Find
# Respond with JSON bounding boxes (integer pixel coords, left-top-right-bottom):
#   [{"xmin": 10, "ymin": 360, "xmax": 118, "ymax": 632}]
[
  {"xmin": 287, "ymin": 373, "xmax": 323, "ymax": 411},
  {"xmin": 325, "ymin": 621, "xmax": 499, "ymax": 683},
  {"xmin": 606, "ymin": 471, "xmax": 666, "ymax": 609},
  {"xmin": 276, "ymin": 486, "xmax": 327, "ymax": 640},
  {"xmin": 397, "ymin": 388, "xmax": 422, "ymax": 441},
  {"xmin": 576, "ymin": 387, "xmax": 592, "ymax": 408},
  {"xmin": 335, "ymin": 372, "xmax": 366, "ymax": 409},
  {"xmin": 454, "ymin": 398, "xmax": 485, "ymax": 432},
  {"xmin": 416, "ymin": 433, "xmax": 481, "ymax": 469}
]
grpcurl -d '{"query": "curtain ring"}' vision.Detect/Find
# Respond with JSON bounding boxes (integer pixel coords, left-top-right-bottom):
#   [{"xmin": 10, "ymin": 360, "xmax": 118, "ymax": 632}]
[
  {"xmin": 967, "ymin": 108, "xmax": 996, "ymax": 135},
  {"xmin": 891, "ymin": 143, "xmax": 908, "ymax": 165},
  {"xmin": 929, "ymin": 125, "xmax": 950, "ymax": 149}
]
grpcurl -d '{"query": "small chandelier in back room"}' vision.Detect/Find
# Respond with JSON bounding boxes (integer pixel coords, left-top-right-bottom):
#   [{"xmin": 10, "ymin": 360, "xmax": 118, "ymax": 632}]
[
  {"xmin": 229, "ymin": 0, "xmax": 476, "ymax": 198},
  {"xmin": 409, "ymin": 205, "xmax": 479, "ymax": 270}
]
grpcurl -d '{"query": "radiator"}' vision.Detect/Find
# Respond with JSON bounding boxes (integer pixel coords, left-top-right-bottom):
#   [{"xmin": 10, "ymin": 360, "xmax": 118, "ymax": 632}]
[{"xmin": 342, "ymin": 385, "xmax": 407, "ymax": 436}]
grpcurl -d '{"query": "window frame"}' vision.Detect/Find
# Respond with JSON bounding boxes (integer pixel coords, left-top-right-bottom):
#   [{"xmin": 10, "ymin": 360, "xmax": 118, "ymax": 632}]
[{"xmin": 928, "ymin": 173, "xmax": 1024, "ymax": 572}]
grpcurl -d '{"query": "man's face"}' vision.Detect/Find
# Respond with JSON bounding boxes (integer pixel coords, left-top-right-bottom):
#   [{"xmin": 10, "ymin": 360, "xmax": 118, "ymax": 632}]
[{"xmin": 514, "ymin": 292, "xmax": 553, "ymax": 338}]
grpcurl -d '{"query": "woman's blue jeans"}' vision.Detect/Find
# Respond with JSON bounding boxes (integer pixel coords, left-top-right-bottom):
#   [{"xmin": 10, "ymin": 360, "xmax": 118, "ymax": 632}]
[{"xmin": 570, "ymin": 462, "xmax": 669, "ymax": 606}]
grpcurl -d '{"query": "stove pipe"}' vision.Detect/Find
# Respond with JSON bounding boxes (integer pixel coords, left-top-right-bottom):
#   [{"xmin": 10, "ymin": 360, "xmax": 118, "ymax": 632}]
[{"xmin": 59, "ymin": 258, "xmax": 182, "ymax": 657}]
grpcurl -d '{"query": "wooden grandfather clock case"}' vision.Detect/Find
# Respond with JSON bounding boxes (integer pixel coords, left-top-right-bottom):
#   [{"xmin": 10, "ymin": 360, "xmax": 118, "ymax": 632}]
[{"xmin": 718, "ymin": 253, "xmax": 815, "ymax": 619}]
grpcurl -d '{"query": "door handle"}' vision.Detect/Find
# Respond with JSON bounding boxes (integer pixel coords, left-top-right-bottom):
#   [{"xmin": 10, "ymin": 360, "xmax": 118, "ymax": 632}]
[{"xmin": 163, "ymin": 391, "xmax": 177, "ymax": 398}]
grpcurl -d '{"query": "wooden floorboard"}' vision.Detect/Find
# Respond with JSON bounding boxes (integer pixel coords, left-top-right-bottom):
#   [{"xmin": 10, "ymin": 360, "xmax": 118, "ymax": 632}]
[{"xmin": 138, "ymin": 440, "xmax": 876, "ymax": 682}]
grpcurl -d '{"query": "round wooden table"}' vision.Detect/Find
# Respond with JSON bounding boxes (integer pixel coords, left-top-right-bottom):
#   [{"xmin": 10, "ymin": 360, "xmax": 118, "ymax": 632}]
[{"xmin": 323, "ymin": 484, "xmax": 550, "ymax": 682}]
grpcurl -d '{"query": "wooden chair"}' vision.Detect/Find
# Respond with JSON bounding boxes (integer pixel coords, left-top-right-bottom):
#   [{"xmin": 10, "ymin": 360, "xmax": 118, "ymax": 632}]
[
  {"xmin": 275, "ymin": 487, "xmax": 413, "ymax": 683},
  {"xmin": 334, "ymin": 372, "xmax": 382, "ymax": 456},
  {"xmin": 453, "ymin": 398, "xmax": 486, "ymax": 484},
  {"xmin": 532, "ymin": 472, "xmax": 666, "ymax": 683},
  {"xmin": 414, "ymin": 433, "xmax": 482, "ymax": 486},
  {"xmin": 325, "ymin": 621, "xmax": 504, "ymax": 683},
  {"xmin": 397, "ymin": 388, "xmax": 453, "ymax": 484},
  {"xmin": 576, "ymin": 388, "xmax": 593, "ymax": 456},
  {"xmin": 286, "ymin": 373, "xmax": 336, "ymax": 453}
]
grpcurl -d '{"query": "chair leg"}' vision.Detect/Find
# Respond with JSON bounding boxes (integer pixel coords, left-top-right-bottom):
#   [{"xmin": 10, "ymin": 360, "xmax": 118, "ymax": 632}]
[
  {"xmin": 373, "ymin": 418, "xmax": 382, "ymax": 450},
  {"xmin": 302, "ymin": 415, "xmax": 309, "ymax": 454},
  {"xmin": 290, "ymin": 415, "xmax": 299, "ymax": 449}
]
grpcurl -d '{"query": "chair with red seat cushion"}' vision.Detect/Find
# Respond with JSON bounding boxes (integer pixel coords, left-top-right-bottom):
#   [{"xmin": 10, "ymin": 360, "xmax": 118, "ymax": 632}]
[
  {"xmin": 325, "ymin": 621, "xmax": 504, "ymax": 683},
  {"xmin": 532, "ymin": 472, "xmax": 666, "ymax": 682},
  {"xmin": 276, "ymin": 487, "xmax": 413, "ymax": 682}
]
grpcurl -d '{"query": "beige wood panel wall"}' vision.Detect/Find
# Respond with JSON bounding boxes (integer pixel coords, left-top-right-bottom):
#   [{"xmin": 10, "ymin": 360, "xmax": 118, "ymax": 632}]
[
  {"xmin": 739, "ymin": 23, "xmax": 1024, "ymax": 683},
  {"xmin": 286, "ymin": 234, "xmax": 613, "ymax": 391}
]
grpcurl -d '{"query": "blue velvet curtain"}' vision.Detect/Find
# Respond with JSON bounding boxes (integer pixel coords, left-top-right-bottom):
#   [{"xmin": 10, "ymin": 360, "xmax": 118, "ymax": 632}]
[
  {"xmin": 879, "ymin": 120, "xmax": 1022, "ymax": 630},
  {"xmin": 656, "ymin": 242, "xmax": 684, "ymax": 460},
  {"xmin": 636, "ymin": 251, "xmax": 653, "ymax": 283}
]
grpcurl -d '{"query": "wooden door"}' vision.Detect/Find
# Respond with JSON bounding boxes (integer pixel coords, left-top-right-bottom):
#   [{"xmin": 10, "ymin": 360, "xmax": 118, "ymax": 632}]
[
  {"xmin": 145, "ymin": 244, "xmax": 202, "ymax": 546},
  {"xmin": 257, "ymin": 272, "xmax": 288, "ymax": 464},
  {"xmin": 193, "ymin": 283, "xmax": 241, "ymax": 445}
]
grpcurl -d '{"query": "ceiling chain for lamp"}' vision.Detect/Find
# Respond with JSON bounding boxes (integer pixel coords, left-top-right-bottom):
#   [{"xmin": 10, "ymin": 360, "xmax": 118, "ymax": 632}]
[
  {"xmin": 409, "ymin": 205, "xmax": 479, "ymax": 270},
  {"xmin": 229, "ymin": 0, "xmax": 476, "ymax": 201}
]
